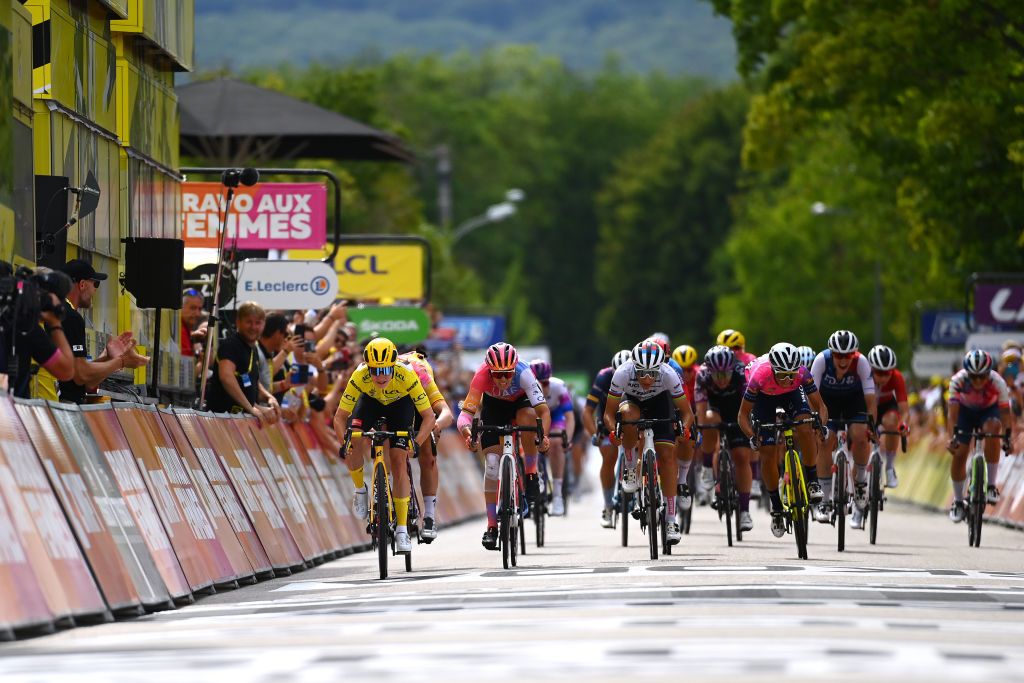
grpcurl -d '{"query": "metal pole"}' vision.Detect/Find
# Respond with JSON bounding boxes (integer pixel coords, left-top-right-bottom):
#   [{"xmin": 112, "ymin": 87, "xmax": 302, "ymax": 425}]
[
  {"xmin": 197, "ymin": 186, "xmax": 235, "ymax": 409},
  {"xmin": 149, "ymin": 307, "xmax": 162, "ymax": 400}
]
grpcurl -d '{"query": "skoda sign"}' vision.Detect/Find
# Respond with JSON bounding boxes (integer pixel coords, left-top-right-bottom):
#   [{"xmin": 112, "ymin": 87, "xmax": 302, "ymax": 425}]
[
  {"xmin": 236, "ymin": 259, "xmax": 338, "ymax": 310},
  {"xmin": 347, "ymin": 306, "xmax": 431, "ymax": 345}
]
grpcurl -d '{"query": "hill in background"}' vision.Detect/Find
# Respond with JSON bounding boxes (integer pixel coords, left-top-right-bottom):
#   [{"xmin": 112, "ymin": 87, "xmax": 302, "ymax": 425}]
[{"xmin": 195, "ymin": 0, "xmax": 737, "ymax": 79}]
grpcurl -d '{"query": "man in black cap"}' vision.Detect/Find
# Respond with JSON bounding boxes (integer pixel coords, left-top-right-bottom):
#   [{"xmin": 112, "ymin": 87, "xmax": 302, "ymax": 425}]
[{"xmin": 50, "ymin": 258, "xmax": 148, "ymax": 403}]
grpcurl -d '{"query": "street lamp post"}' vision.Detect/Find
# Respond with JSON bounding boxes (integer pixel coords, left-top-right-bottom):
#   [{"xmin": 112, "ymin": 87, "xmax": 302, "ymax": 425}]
[
  {"xmin": 811, "ymin": 202, "xmax": 883, "ymax": 345},
  {"xmin": 450, "ymin": 189, "xmax": 525, "ymax": 246}
]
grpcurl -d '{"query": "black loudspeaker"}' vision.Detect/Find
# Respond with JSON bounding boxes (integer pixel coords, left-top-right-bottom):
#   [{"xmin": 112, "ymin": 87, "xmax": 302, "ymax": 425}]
[
  {"xmin": 122, "ymin": 238, "xmax": 185, "ymax": 309},
  {"xmin": 35, "ymin": 175, "xmax": 69, "ymax": 270}
]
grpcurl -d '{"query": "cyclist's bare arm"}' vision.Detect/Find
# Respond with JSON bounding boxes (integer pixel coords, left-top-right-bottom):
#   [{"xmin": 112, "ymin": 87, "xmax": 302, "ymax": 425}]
[
  {"xmin": 738, "ymin": 397, "xmax": 756, "ymax": 437},
  {"xmin": 432, "ymin": 399, "xmax": 454, "ymax": 432},
  {"xmin": 808, "ymin": 391, "xmax": 828, "ymax": 424},
  {"xmin": 582, "ymin": 404, "xmax": 598, "ymax": 436},
  {"xmin": 415, "ymin": 407, "xmax": 436, "ymax": 447},
  {"xmin": 673, "ymin": 395, "xmax": 695, "ymax": 429},
  {"xmin": 603, "ymin": 395, "xmax": 622, "ymax": 435}
]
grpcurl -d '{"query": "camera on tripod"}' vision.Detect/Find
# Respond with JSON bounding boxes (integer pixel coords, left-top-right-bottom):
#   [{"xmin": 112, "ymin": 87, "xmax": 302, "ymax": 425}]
[{"xmin": 0, "ymin": 264, "xmax": 73, "ymax": 329}]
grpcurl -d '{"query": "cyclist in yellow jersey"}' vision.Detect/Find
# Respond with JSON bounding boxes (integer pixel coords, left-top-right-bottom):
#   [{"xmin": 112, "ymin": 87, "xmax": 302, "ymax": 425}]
[
  {"xmin": 332, "ymin": 337, "xmax": 436, "ymax": 554},
  {"xmin": 398, "ymin": 350, "xmax": 454, "ymax": 541}
]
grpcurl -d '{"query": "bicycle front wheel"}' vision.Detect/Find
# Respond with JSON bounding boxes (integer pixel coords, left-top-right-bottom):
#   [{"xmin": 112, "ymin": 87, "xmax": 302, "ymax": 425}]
[
  {"xmin": 374, "ymin": 462, "xmax": 389, "ymax": 580},
  {"xmin": 969, "ymin": 455, "xmax": 985, "ymax": 548},
  {"xmin": 868, "ymin": 453, "xmax": 882, "ymax": 545},
  {"xmin": 787, "ymin": 450, "xmax": 809, "ymax": 561},
  {"xmin": 720, "ymin": 452, "xmax": 734, "ymax": 547},
  {"xmin": 835, "ymin": 451, "xmax": 847, "ymax": 552},
  {"xmin": 619, "ymin": 490, "xmax": 630, "ymax": 547},
  {"xmin": 499, "ymin": 457, "xmax": 514, "ymax": 569},
  {"xmin": 644, "ymin": 452, "xmax": 659, "ymax": 560},
  {"xmin": 534, "ymin": 496, "xmax": 545, "ymax": 548}
]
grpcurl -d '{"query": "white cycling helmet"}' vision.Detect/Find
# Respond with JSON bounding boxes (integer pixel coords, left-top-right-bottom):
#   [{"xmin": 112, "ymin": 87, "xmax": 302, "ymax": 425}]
[
  {"xmin": 867, "ymin": 345, "xmax": 897, "ymax": 371},
  {"xmin": 704, "ymin": 345, "xmax": 735, "ymax": 373},
  {"xmin": 611, "ymin": 349, "xmax": 631, "ymax": 369},
  {"xmin": 963, "ymin": 349, "xmax": 993, "ymax": 376},
  {"xmin": 827, "ymin": 329, "xmax": 859, "ymax": 354},
  {"xmin": 797, "ymin": 345, "xmax": 815, "ymax": 369},
  {"xmin": 768, "ymin": 342, "xmax": 801, "ymax": 373},
  {"xmin": 631, "ymin": 339, "xmax": 665, "ymax": 370}
]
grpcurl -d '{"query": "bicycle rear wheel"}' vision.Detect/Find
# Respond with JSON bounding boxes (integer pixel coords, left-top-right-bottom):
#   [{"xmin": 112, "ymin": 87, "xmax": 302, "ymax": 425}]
[
  {"xmin": 499, "ymin": 457, "xmax": 514, "ymax": 569},
  {"xmin": 868, "ymin": 452, "xmax": 882, "ymax": 545},
  {"xmin": 719, "ymin": 452, "xmax": 734, "ymax": 547},
  {"xmin": 644, "ymin": 452, "xmax": 659, "ymax": 560},
  {"xmin": 969, "ymin": 455, "xmax": 985, "ymax": 548},
  {"xmin": 374, "ymin": 463, "xmax": 389, "ymax": 580},
  {"xmin": 514, "ymin": 456, "xmax": 528, "ymax": 555},
  {"xmin": 835, "ymin": 451, "xmax": 847, "ymax": 552}
]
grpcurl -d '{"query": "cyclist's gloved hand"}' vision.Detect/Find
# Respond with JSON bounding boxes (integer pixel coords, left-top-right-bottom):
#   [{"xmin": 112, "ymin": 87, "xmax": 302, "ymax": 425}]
[
  {"xmin": 946, "ymin": 435, "xmax": 958, "ymax": 453},
  {"xmin": 1003, "ymin": 428, "xmax": 1013, "ymax": 454}
]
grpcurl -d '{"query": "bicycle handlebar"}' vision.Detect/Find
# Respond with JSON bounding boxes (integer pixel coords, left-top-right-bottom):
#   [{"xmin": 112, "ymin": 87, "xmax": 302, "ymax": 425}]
[
  {"xmin": 878, "ymin": 429, "xmax": 908, "ymax": 453},
  {"xmin": 470, "ymin": 417, "xmax": 544, "ymax": 449},
  {"xmin": 549, "ymin": 430, "xmax": 570, "ymax": 448},
  {"xmin": 697, "ymin": 422, "xmax": 740, "ymax": 430}
]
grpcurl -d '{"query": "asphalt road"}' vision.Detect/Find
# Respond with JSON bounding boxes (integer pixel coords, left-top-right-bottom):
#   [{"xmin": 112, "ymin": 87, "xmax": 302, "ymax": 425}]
[{"xmin": 3, "ymin": 461, "xmax": 1024, "ymax": 683}]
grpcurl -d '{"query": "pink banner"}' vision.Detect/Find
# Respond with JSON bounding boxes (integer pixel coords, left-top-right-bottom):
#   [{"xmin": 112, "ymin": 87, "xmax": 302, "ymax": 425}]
[{"xmin": 182, "ymin": 182, "xmax": 327, "ymax": 250}]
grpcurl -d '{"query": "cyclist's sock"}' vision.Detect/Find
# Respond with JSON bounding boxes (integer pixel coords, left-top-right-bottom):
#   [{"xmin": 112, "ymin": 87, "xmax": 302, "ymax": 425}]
[
  {"xmin": 739, "ymin": 492, "xmax": 750, "ymax": 512},
  {"xmin": 818, "ymin": 477, "xmax": 833, "ymax": 502},
  {"xmin": 803, "ymin": 465, "xmax": 818, "ymax": 483},
  {"xmin": 603, "ymin": 487, "xmax": 614, "ymax": 508},
  {"xmin": 486, "ymin": 503, "xmax": 497, "ymax": 526},
  {"xmin": 678, "ymin": 459, "xmax": 692, "ymax": 482},
  {"xmin": 553, "ymin": 479, "xmax": 563, "ymax": 498},
  {"xmin": 854, "ymin": 463, "xmax": 867, "ymax": 485},
  {"xmin": 395, "ymin": 496, "xmax": 410, "ymax": 527},
  {"xmin": 952, "ymin": 478, "xmax": 966, "ymax": 501},
  {"xmin": 666, "ymin": 495, "xmax": 676, "ymax": 518},
  {"xmin": 423, "ymin": 495, "xmax": 437, "ymax": 518},
  {"xmin": 397, "ymin": 524, "xmax": 407, "ymax": 535},
  {"xmin": 751, "ymin": 460, "xmax": 761, "ymax": 480},
  {"xmin": 702, "ymin": 450, "xmax": 714, "ymax": 468},
  {"xmin": 769, "ymin": 489, "xmax": 783, "ymax": 512},
  {"xmin": 523, "ymin": 454, "xmax": 539, "ymax": 474},
  {"xmin": 987, "ymin": 462, "xmax": 999, "ymax": 483},
  {"xmin": 350, "ymin": 466, "xmax": 365, "ymax": 490},
  {"xmin": 884, "ymin": 449, "xmax": 897, "ymax": 469}
]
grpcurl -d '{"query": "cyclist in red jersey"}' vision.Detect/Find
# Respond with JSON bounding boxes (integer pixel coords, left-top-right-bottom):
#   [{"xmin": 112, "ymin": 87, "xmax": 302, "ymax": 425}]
[{"xmin": 866, "ymin": 345, "xmax": 909, "ymax": 488}]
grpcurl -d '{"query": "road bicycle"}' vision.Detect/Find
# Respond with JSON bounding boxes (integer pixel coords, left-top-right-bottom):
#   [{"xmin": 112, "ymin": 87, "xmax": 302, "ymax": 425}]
[
  {"xmin": 698, "ymin": 422, "xmax": 743, "ymax": 546},
  {"xmin": 755, "ymin": 409, "xmax": 823, "ymax": 560},
  {"xmin": 826, "ymin": 423, "xmax": 853, "ymax": 552},
  {"xmin": 471, "ymin": 418, "xmax": 543, "ymax": 569},
  {"xmin": 869, "ymin": 428, "xmax": 906, "ymax": 545},
  {"xmin": 616, "ymin": 415, "xmax": 681, "ymax": 559},
  {"xmin": 953, "ymin": 427, "xmax": 1002, "ymax": 548}
]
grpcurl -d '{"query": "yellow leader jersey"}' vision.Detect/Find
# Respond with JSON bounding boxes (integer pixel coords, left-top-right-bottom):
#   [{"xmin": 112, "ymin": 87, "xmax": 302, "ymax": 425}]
[{"xmin": 339, "ymin": 363, "xmax": 431, "ymax": 412}]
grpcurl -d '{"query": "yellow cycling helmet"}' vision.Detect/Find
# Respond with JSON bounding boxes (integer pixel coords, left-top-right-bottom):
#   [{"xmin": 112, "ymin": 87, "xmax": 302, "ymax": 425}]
[
  {"xmin": 363, "ymin": 337, "xmax": 398, "ymax": 368},
  {"xmin": 716, "ymin": 328, "xmax": 746, "ymax": 349},
  {"xmin": 672, "ymin": 344, "xmax": 699, "ymax": 369}
]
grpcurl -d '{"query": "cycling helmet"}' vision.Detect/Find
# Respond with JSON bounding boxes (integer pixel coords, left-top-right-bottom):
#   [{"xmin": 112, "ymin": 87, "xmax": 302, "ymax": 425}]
[
  {"xmin": 716, "ymin": 328, "xmax": 746, "ymax": 349},
  {"xmin": 867, "ymin": 345, "xmax": 897, "ymax": 372},
  {"xmin": 632, "ymin": 339, "xmax": 665, "ymax": 370},
  {"xmin": 963, "ymin": 349, "xmax": 993, "ymax": 376},
  {"xmin": 363, "ymin": 337, "xmax": 398, "ymax": 367},
  {"xmin": 485, "ymin": 342, "xmax": 519, "ymax": 371},
  {"xmin": 671, "ymin": 344, "xmax": 699, "ymax": 369},
  {"xmin": 529, "ymin": 359, "xmax": 552, "ymax": 381},
  {"xmin": 704, "ymin": 345, "xmax": 735, "ymax": 373},
  {"xmin": 647, "ymin": 336, "xmax": 670, "ymax": 356},
  {"xmin": 649, "ymin": 331, "xmax": 671, "ymax": 347},
  {"xmin": 612, "ymin": 349, "xmax": 631, "ymax": 369},
  {"xmin": 767, "ymin": 342, "xmax": 801, "ymax": 373},
  {"xmin": 827, "ymin": 329, "xmax": 859, "ymax": 354},
  {"xmin": 797, "ymin": 345, "xmax": 816, "ymax": 369}
]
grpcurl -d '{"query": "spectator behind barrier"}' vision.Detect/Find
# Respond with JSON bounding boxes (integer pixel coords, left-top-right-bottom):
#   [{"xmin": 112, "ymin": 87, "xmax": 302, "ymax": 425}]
[
  {"xmin": 39, "ymin": 259, "xmax": 149, "ymax": 404},
  {"xmin": 205, "ymin": 301, "xmax": 279, "ymax": 424},
  {"xmin": 0, "ymin": 262, "xmax": 75, "ymax": 398},
  {"xmin": 180, "ymin": 288, "xmax": 206, "ymax": 358}
]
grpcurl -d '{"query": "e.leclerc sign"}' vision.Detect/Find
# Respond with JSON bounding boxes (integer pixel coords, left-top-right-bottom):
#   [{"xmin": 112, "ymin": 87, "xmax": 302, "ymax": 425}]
[
  {"xmin": 347, "ymin": 306, "xmax": 430, "ymax": 345},
  {"xmin": 235, "ymin": 259, "xmax": 338, "ymax": 310}
]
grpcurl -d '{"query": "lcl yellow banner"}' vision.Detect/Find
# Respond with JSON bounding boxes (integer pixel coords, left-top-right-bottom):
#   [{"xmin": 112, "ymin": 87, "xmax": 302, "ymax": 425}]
[{"xmin": 288, "ymin": 242, "xmax": 426, "ymax": 302}]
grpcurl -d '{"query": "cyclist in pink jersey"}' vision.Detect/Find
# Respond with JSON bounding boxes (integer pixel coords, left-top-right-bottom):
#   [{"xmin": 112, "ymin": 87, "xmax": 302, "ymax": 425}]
[
  {"xmin": 946, "ymin": 350, "xmax": 1012, "ymax": 521},
  {"xmin": 738, "ymin": 342, "xmax": 828, "ymax": 539},
  {"xmin": 457, "ymin": 342, "xmax": 551, "ymax": 550}
]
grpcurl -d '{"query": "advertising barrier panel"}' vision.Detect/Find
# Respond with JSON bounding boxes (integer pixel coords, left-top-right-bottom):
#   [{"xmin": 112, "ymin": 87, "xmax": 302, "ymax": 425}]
[
  {"xmin": 279, "ymin": 424, "xmax": 345, "ymax": 553},
  {"xmin": 174, "ymin": 412, "xmax": 271, "ymax": 577},
  {"xmin": 0, "ymin": 484, "xmax": 53, "ymax": 636},
  {"xmin": 79, "ymin": 405, "xmax": 192, "ymax": 603},
  {"xmin": 15, "ymin": 401, "xmax": 143, "ymax": 614},
  {"xmin": 264, "ymin": 424, "xmax": 335, "ymax": 556},
  {"xmin": 290, "ymin": 422, "xmax": 363, "ymax": 551},
  {"xmin": 0, "ymin": 398, "xmax": 107, "ymax": 625}
]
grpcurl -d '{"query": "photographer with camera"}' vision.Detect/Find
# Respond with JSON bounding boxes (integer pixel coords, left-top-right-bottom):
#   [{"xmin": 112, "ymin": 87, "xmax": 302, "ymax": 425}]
[
  {"xmin": 0, "ymin": 262, "xmax": 75, "ymax": 398},
  {"xmin": 45, "ymin": 259, "xmax": 149, "ymax": 404}
]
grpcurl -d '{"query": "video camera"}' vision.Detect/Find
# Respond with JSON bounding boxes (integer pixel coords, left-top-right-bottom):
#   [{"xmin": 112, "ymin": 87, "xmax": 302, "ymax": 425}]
[{"xmin": 1, "ymin": 262, "xmax": 73, "ymax": 388}]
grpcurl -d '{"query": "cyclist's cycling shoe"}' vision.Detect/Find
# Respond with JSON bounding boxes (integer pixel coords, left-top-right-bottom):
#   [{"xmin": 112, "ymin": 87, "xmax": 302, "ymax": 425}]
[
  {"xmin": 677, "ymin": 483, "xmax": 693, "ymax": 511},
  {"xmin": 525, "ymin": 473, "xmax": 541, "ymax": 506},
  {"xmin": 770, "ymin": 512, "xmax": 786, "ymax": 538},
  {"xmin": 421, "ymin": 517, "xmax": 437, "ymax": 543},
  {"xmin": 601, "ymin": 507, "xmax": 615, "ymax": 528},
  {"xmin": 812, "ymin": 502, "xmax": 832, "ymax": 524},
  {"xmin": 700, "ymin": 466, "xmax": 716, "ymax": 491},
  {"xmin": 481, "ymin": 526, "xmax": 499, "ymax": 550},
  {"xmin": 886, "ymin": 467, "xmax": 899, "ymax": 489},
  {"xmin": 853, "ymin": 483, "xmax": 868, "ymax": 511},
  {"xmin": 551, "ymin": 496, "xmax": 566, "ymax": 516},
  {"xmin": 849, "ymin": 506, "xmax": 865, "ymax": 530},
  {"xmin": 949, "ymin": 500, "xmax": 967, "ymax": 523},
  {"xmin": 353, "ymin": 488, "xmax": 368, "ymax": 519},
  {"xmin": 987, "ymin": 485, "xmax": 1001, "ymax": 505},
  {"xmin": 750, "ymin": 479, "xmax": 763, "ymax": 499},
  {"xmin": 666, "ymin": 521, "xmax": 682, "ymax": 544},
  {"xmin": 621, "ymin": 467, "xmax": 639, "ymax": 494},
  {"xmin": 739, "ymin": 511, "xmax": 754, "ymax": 532},
  {"xmin": 807, "ymin": 481, "xmax": 824, "ymax": 504},
  {"xmin": 395, "ymin": 530, "xmax": 412, "ymax": 554}
]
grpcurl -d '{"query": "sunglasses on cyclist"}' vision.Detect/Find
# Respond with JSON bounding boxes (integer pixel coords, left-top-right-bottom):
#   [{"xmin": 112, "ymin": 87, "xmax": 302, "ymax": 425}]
[
  {"xmin": 872, "ymin": 369, "xmax": 892, "ymax": 376},
  {"xmin": 711, "ymin": 371, "xmax": 731, "ymax": 383},
  {"xmin": 636, "ymin": 368, "xmax": 660, "ymax": 380},
  {"xmin": 833, "ymin": 352, "xmax": 855, "ymax": 360},
  {"xmin": 968, "ymin": 372, "xmax": 989, "ymax": 381},
  {"xmin": 774, "ymin": 370, "xmax": 799, "ymax": 380},
  {"xmin": 490, "ymin": 370, "xmax": 515, "ymax": 379},
  {"xmin": 369, "ymin": 366, "xmax": 394, "ymax": 377}
]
